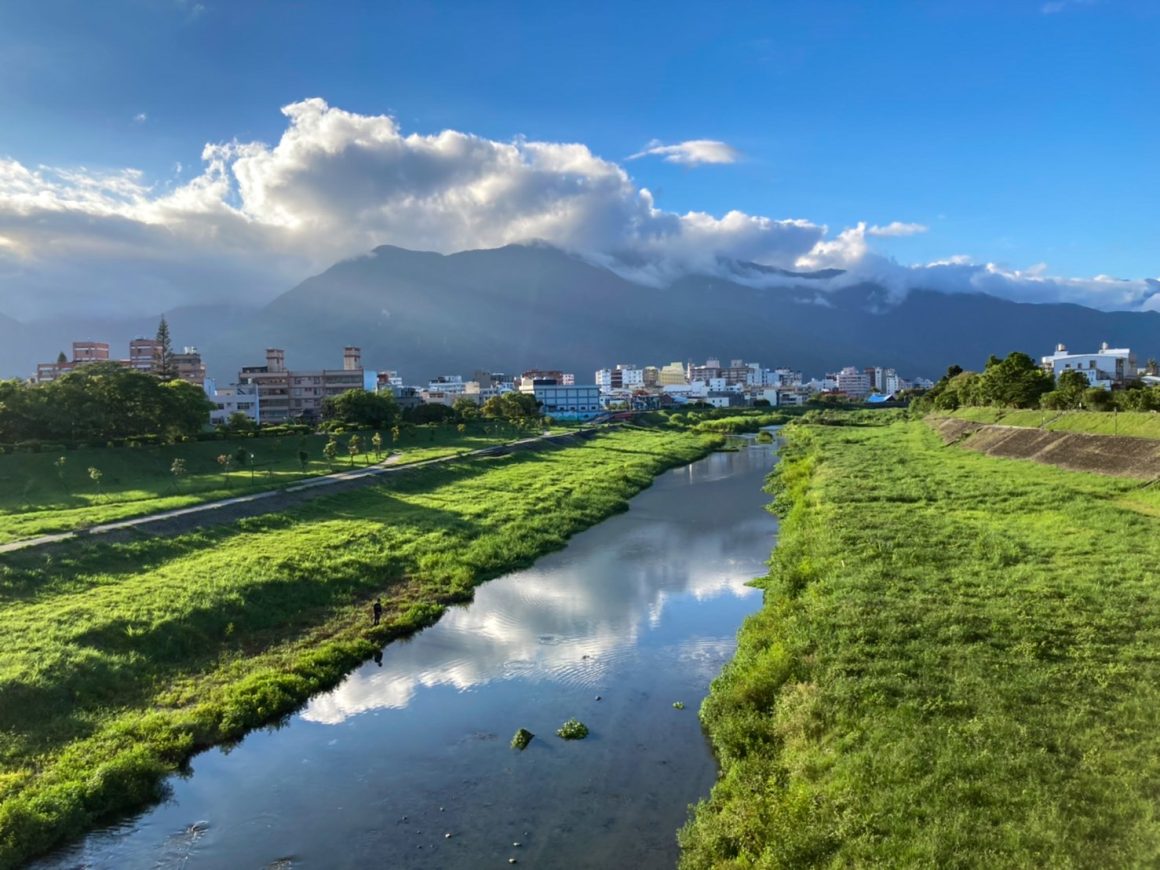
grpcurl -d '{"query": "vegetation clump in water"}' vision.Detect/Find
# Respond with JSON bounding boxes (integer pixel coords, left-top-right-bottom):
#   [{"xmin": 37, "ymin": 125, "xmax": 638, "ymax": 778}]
[
  {"xmin": 555, "ymin": 719, "xmax": 589, "ymax": 740},
  {"xmin": 510, "ymin": 728, "xmax": 535, "ymax": 750}
]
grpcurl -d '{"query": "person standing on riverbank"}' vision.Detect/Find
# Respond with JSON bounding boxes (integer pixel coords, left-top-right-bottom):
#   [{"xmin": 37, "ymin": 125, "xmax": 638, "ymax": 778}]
[{"xmin": 372, "ymin": 598, "xmax": 382, "ymax": 625}]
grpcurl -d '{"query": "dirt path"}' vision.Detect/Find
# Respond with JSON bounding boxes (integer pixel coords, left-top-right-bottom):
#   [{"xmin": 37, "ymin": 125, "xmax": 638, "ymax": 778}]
[{"xmin": 0, "ymin": 430, "xmax": 601, "ymax": 555}]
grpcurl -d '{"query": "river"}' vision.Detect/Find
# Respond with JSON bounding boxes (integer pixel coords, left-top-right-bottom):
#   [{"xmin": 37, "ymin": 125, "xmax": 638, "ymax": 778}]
[{"xmin": 37, "ymin": 437, "xmax": 778, "ymax": 870}]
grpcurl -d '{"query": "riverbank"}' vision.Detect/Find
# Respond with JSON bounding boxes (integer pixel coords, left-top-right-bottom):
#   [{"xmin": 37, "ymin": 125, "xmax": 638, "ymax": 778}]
[
  {"xmin": 681, "ymin": 417, "xmax": 1160, "ymax": 867},
  {"xmin": 0, "ymin": 425, "xmax": 722, "ymax": 868}
]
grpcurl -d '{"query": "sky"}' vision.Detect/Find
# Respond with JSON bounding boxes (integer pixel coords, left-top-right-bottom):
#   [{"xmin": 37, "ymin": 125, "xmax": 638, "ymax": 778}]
[{"xmin": 0, "ymin": 0, "xmax": 1157, "ymax": 319}]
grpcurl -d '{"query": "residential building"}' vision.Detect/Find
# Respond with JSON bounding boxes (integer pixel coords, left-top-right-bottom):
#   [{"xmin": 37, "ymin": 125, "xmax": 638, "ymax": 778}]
[
  {"xmin": 238, "ymin": 346, "xmax": 364, "ymax": 422},
  {"xmin": 836, "ymin": 366, "xmax": 872, "ymax": 397},
  {"xmin": 33, "ymin": 339, "xmax": 204, "ymax": 385},
  {"xmin": 658, "ymin": 362, "xmax": 687, "ymax": 386},
  {"xmin": 1040, "ymin": 342, "xmax": 1138, "ymax": 389},
  {"xmin": 204, "ymin": 379, "xmax": 261, "ymax": 426},
  {"xmin": 533, "ymin": 384, "xmax": 603, "ymax": 420}
]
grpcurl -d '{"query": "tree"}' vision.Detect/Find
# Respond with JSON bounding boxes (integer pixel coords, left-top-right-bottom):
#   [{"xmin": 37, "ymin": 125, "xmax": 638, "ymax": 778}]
[
  {"xmin": 1050, "ymin": 370, "xmax": 1089, "ymax": 410},
  {"xmin": 154, "ymin": 315, "xmax": 176, "ymax": 380},
  {"xmin": 53, "ymin": 456, "xmax": 67, "ymax": 482},
  {"xmin": 298, "ymin": 449, "xmax": 310, "ymax": 471},
  {"xmin": 1082, "ymin": 387, "xmax": 1113, "ymax": 411},
  {"xmin": 1148, "ymin": 358, "xmax": 1160, "ymax": 377},
  {"xmin": 56, "ymin": 351, "xmax": 67, "ymax": 365},
  {"xmin": 390, "ymin": 425, "xmax": 401, "ymax": 445},
  {"xmin": 216, "ymin": 453, "xmax": 233, "ymax": 483},
  {"xmin": 225, "ymin": 411, "xmax": 257, "ymax": 435},
  {"xmin": 321, "ymin": 389, "xmax": 399, "ymax": 430},
  {"xmin": 322, "ymin": 438, "xmax": 339, "ymax": 469},
  {"xmin": 978, "ymin": 352, "xmax": 1052, "ymax": 408},
  {"xmin": 453, "ymin": 396, "xmax": 481, "ymax": 422},
  {"xmin": 347, "ymin": 434, "xmax": 362, "ymax": 466},
  {"xmin": 371, "ymin": 431, "xmax": 383, "ymax": 457},
  {"xmin": 170, "ymin": 458, "xmax": 187, "ymax": 489},
  {"xmin": 87, "ymin": 466, "xmax": 103, "ymax": 498}
]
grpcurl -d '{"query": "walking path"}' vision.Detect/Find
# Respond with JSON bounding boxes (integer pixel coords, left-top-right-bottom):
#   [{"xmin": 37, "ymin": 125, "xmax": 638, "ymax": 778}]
[{"xmin": 0, "ymin": 430, "xmax": 594, "ymax": 555}]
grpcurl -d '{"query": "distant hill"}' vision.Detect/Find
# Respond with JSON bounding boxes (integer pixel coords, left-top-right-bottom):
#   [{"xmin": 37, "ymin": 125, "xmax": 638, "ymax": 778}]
[{"xmin": 3, "ymin": 243, "xmax": 1158, "ymax": 382}]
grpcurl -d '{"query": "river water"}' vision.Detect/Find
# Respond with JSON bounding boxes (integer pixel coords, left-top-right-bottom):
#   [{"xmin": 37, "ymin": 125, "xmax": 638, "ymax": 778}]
[{"xmin": 39, "ymin": 438, "xmax": 778, "ymax": 870}]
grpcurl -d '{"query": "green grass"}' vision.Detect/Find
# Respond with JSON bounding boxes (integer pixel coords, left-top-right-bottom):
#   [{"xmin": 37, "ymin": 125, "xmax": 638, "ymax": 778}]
[
  {"xmin": 680, "ymin": 418, "xmax": 1160, "ymax": 868},
  {"xmin": 0, "ymin": 423, "xmax": 533, "ymax": 544},
  {"xmin": 942, "ymin": 407, "xmax": 1160, "ymax": 439},
  {"xmin": 0, "ymin": 426, "xmax": 721, "ymax": 868}
]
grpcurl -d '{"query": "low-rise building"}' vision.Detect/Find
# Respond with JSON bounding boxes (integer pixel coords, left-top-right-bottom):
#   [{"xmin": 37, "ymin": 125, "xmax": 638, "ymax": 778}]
[
  {"xmin": 1041, "ymin": 342, "xmax": 1138, "ymax": 389},
  {"xmin": 533, "ymin": 384, "xmax": 602, "ymax": 420},
  {"xmin": 204, "ymin": 379, "xmax": 260, "ymax": 426}
]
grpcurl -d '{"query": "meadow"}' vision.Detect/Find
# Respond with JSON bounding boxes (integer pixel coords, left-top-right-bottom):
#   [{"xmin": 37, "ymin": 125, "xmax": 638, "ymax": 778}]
[
  {"xmin": 0, "ymin": 425, "xmax": 719, "ymax": 868},
  {"xmin": 681, "ymin": 417, "xmax": 1160, "ymax": 868},
  {"xmin": 943, "ymin": 406, "xmax": 1160, "ymax": 439},
  {"xmin": 0, "ymin": 421, "xmax": 535, "ymax": 545}
]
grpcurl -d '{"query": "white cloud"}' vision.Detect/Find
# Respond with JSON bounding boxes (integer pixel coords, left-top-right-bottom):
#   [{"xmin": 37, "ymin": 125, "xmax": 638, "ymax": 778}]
[
  {"xmin": 866, "ymin": 221, "xmax": 928, "ymax": 237},
  {"xmin": 628, "ymin": 139, "xmax": 740, "ymax": 165},
  {"xmin": 0, "ymin": 97, "xmax": 1154, "ymax": 319},
  {"xmin": 133, "ymin": 113, "xmax": 147, "ymax": 124}
]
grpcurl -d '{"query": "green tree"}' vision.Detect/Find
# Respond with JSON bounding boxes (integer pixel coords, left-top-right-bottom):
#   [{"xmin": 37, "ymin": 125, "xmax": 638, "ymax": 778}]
[
  {"xmin": 87, "ymin": 466, "xmax": 103, "ymax": 498},
  {"xmin": 225, "ymin": 411, "xmax": 257, "ymax": 435},
  {"xmin": 1051, "ymin": 370, "xmax": 1089, "ymax": 410},
  {"xmin": 390, "ymin": 425, "xmax": 401, "ymax": 445},
  {"xmin": 154, "ymin": 315, "xmax": 176, "ymax": 380},
  {"xmin": 1082, "ymin": 387, "xmax": 1113, "ymax": 411},
  {"xmin": 371, "ymin": 431, "xmax": 383, "ymax": 457},
  {"xmin": 453, "ymin": 395, "xmax": 480, "ymax": 421},
  {"xmin": 321, "ymin": 389, "xmax": 399, "ymax": 430},
  {"xmin": 322, "ymin": 438, "xmax": 339, "ymax": 469},
  {"xmin": 56, "ymin": 350, "xmax": 67, "ymax": 365},
  {"xmin": 53, "ymin": 455, "xmax": 67, "ymax": 482},
  {"xmin": 978, "ymin": 352, "xmax": 1052, "ymax": 408},
  {"xmin": 298, "ymin": 449, "xmax": 310, "ymax": 471},
  {"xmin": 347, "ymin": 434, "xmax": 362, "ymax": 466}
]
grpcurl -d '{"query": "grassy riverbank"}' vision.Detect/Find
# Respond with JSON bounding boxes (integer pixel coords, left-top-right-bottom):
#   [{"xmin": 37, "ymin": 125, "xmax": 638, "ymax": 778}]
[
  {"xmin": 0, "ymin": 422, "xmax": 535, "ymax": 545},
  {"xmin": 942, "ymin": 406, "xmax": 1160, "ymax": 439},
  {"xmin": 681, "ymin": 417, "xmax": 1160, "ymax": 867},
  {"xmin": 0, "ymin": 426, "xmax": 720, "ymax": 868}
]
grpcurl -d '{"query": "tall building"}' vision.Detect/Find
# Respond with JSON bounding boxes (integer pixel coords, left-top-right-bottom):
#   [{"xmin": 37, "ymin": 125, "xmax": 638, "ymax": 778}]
[
  {"xmin": 1041, "ymin": 342, "xmax": 1137, "ymax": 389},
  {"xmin": 836, "ymin": 366, "xmax": 872, "ymax": 397}
]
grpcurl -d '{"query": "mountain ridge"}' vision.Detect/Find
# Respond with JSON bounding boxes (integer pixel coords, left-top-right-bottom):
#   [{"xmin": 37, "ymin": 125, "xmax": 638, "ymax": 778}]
[{"xmin": 2, "ymin": 243, "xmax": 1157, "ymax": 382}]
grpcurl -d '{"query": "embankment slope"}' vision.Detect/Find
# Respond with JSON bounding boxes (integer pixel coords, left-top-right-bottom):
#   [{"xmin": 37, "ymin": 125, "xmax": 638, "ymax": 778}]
[{"xmin": 929, "ymin": 416, "xmax": 1160, "ymax": 479}]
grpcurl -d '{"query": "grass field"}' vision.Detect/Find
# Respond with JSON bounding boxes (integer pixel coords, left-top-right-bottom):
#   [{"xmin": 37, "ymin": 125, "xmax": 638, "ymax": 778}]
[
  {"xmin": 0, "ymin": 422, "xmax": 535, "ymax": 545},
  {"xmin": 0, "ymin": 426, "xmax": 719, "ymax": 867},
  {"xmin": 680, "ymin": 418, "xmax": 1160, "ymax": 868},
  {"xmin": 943, "ymin": 406, "xmax": 1160, "ymax": 439}
]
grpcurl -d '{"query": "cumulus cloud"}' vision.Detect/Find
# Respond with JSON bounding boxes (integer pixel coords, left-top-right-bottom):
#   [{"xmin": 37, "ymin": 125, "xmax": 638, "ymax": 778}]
[
  {"xmin": 627, "ymin": 139, "xmax": 741, "ymax": 165},
  {"xmin": 0, "ymin": 97, "xmax": 1154, "ymax": 319},
  {"xmin": 133, "ymin": 112, "xmax": 148, "ymax": 124}
]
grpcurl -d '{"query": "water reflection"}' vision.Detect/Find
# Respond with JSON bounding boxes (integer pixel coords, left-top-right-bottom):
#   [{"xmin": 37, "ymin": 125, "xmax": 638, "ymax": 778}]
[{"xmin": 36, "ymin": 441, "xmax": 778, "ymax": 870}]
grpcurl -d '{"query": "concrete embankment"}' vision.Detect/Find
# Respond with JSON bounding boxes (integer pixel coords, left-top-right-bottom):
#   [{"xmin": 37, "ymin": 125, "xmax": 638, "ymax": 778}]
[{"xmin": 929, "ymin": 416, "xmax": 1160, "ymax": 479}]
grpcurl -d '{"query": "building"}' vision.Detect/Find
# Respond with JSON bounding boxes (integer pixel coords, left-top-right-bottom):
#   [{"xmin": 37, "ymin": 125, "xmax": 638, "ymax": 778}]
[
  {"xmin": 238, "ymin": 346, "xmax": 365, "ymax": 422},
  {"xmin": 835, "ymin": 366, "xmax": 872, "ymax": 397},
  {"xmin": 1041, "ymin": 342, "xmax": 1138, "ymax": 389},
  {"xmin": 33, "ymin": 339, "xmax": 205, "ymax": 385},
  {"xmin": 533, "ymin": 384, "xmax": 603, "ymax": 420},
  {"xmin": 658, "ymin": 362, "xmax": 687, "ymax": 386},
  {"xmin": 204, "ymin": 379, "xmax": 260, "ymax": 426}
]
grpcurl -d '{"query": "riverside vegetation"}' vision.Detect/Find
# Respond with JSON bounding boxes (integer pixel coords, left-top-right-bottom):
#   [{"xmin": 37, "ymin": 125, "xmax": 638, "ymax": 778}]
[
  {"xmin": 0, "ymin": 425, "xmax": 723, "ymax": 867},
  {"xmin": 680, "ymin": 414, "xmax": 1160, "ymax": 867},
  {"xmin": 0, "ymin": 420, "xmax": 543, "ymax": 545}
]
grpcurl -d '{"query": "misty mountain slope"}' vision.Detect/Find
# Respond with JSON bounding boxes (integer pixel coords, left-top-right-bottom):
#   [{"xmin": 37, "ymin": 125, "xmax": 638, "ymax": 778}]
[{"xmin": 4, "ymin": 243, "xmax": 1158, "ymax": 382}]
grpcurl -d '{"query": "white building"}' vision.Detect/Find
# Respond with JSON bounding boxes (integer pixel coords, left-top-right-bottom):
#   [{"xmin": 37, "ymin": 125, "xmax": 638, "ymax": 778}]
[
  {"xmin": 204, "ymin": 379, "xmax": 260, "ymax": 426},
  {"xmin": 836, "ymin": 366, "xmax": 872, "ymax": 397},
  {"xmin": 1041, "ymin": 342, "xmax": 1138, "ymax": 389}
]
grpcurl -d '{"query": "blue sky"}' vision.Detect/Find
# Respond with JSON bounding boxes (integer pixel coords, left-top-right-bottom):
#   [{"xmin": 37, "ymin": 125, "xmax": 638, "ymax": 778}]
[{"xmin": 0, "ymin": 0, "xmax": 1157, "ymax": 317}]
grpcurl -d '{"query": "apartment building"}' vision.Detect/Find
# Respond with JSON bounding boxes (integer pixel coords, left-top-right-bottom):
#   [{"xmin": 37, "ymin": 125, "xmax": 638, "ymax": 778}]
[
  {"xmin": 238, "ymin": 346, "xmax": 364, "ymax": 422},
  {"xmin": 1041, "ymin": 342, "xmax": 1138, "ymax": 389},
  {"xmin": 33, "ymin": 340, "xmax": 205, "ymax": 385}
]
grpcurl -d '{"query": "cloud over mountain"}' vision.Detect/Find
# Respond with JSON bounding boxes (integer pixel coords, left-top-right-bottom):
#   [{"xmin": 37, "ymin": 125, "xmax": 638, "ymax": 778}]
[{"xmin": 0, "ymin": 98, "xmax": 1155, "ymax": 319}]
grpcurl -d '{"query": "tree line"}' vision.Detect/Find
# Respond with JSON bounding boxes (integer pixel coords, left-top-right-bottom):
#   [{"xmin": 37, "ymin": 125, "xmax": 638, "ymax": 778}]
[
  {"xmin": 915, "ymin": 352, "xmax": 1160, "ymax": 412},
  {"xmin": 0, "ymin": 363, "xmax": 213, "ymax": 445}
]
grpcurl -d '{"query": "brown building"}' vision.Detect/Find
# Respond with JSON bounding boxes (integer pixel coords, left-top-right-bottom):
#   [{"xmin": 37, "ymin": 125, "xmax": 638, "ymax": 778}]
[{"xmin": 239, "ymin": 347, "xmax": 365, "ymax": 422}]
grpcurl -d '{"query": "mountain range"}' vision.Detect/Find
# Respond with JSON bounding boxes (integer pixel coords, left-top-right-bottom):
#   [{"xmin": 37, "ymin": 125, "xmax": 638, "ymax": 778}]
[{"xmin": 2, "ymin": 243, "xmax": 1158, "ymax": 383}]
